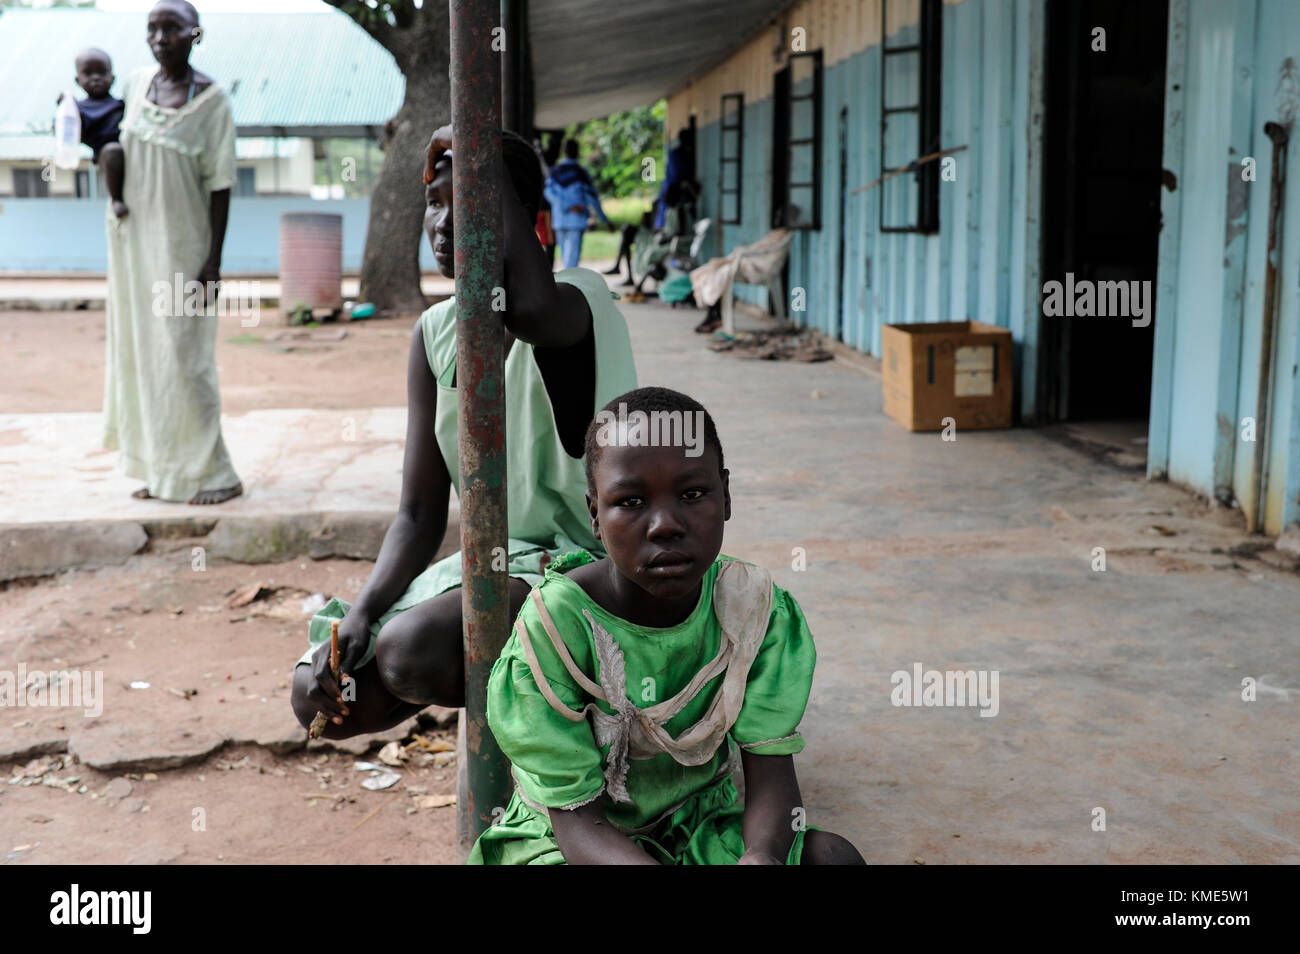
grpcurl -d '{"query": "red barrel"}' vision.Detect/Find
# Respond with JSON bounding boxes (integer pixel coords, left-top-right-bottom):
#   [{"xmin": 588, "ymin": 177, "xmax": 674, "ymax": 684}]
[{"xmin": 279, "ymin": 212, "xmax": 342, "ymax": 318}]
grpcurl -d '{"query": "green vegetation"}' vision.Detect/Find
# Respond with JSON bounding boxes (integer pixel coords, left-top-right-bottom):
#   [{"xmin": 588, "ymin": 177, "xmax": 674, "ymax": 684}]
[{"xmin": 565, "ymin": 101, "xmax": 665, "ymax": 200}]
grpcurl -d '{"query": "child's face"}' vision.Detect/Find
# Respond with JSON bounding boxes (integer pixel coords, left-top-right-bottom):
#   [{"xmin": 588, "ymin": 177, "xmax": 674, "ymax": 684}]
[
  {"xmin": 75, "ymin": 54, "xmax": 113, "ymax": 98},
  {"xmin": 424, "ymin": 159, "xmax": 454, "ymax": 279},
  {"xmin": 588, "ymin": 440, "xmax": 730, "ymax": 602}
]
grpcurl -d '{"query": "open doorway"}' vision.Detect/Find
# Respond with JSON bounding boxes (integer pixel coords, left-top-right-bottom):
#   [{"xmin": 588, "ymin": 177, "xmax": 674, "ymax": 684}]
[{"xmin": 1039, "ymin": 0, "xmax": 1168, "ymax": 460}]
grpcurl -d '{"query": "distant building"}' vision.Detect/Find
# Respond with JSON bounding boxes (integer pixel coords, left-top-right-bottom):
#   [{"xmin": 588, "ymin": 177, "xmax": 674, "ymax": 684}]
[
  {"xmin": 0, "ymin": 134, "xmax": 315, "ymax": 199},
  {"xmin": 0, "ymin": 7, "xmax": 408, "ymax": 271}
]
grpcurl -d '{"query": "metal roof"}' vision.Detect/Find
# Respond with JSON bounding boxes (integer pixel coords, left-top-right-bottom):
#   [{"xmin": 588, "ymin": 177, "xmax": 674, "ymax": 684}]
[
  {"xmin": 0, "ymin": 1, "xmax": 795, "ymax": 138},
  {"xmin": 529, "ymin": 0, "xmax": 792, "ymax": 127},
  {"xmin": 0, "ymin": 8, "xmax": 404, "ymax": 138}
]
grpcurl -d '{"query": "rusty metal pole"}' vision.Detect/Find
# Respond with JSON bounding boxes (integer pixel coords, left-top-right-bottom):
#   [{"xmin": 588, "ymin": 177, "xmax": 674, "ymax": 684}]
[
  {"xmin": 450, "ymin": 0, "xmax": 510, "ymax": 860},
  {"xmin": 501, "ymin": 0, "xmax": 519, "ymax": 133},
  {"xmin": 1250, "ymin": 121, "xmax": 1289, "ymax": 533}
]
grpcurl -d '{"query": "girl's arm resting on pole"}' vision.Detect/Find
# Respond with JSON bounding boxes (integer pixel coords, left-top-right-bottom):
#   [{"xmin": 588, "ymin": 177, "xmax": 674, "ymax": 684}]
[
  {"xmin": 501, "ymin": 178, "xmax": 593, "ymax": 348},
  {"xmin": 549, "ymin": 800, "xmax": 660, "ymax": 865}
]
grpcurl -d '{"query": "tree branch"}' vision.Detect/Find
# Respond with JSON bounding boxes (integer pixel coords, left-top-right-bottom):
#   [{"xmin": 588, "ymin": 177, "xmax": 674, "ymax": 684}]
[{"xmin": 322, "ymin": 0, "xmax": 396, "ymax": 51}]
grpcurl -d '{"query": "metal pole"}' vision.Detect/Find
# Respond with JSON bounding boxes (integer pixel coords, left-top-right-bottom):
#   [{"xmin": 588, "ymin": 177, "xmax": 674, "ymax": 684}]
[
  {"xmin": 1250, "ymin": 121, "xmax": 1289, "ymax": 533},
  {"xmin": 450, "ymin": 0, "xmax": 511, "ymax": 860},
  {"xmin": 501, "ymin": 0, "xmax": 519, "ymax": 133}
]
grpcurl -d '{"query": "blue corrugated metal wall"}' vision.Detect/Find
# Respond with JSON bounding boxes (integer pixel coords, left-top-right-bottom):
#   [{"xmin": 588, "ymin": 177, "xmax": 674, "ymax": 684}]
[
  {"xmin": 1151, "ymin": 0, "xmax": 1300, "ymax": 533},
  {"xmin": 687, "ymin": 0, "xmax": 1300, "ymax": 534},
  {"xmin": 693, "ymin": 0, "xmax": 1044, "ymax": 418}
]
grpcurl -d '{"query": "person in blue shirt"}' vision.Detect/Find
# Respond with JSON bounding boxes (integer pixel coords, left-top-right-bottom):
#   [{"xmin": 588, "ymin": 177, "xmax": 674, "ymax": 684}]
[{"xmin": 544, "ymin": 139, "xmax": 612, "ymax": 269}]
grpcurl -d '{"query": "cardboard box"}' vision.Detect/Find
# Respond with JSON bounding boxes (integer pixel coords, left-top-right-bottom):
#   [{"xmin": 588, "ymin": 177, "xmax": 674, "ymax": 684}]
[{"xmin": 881, "ymin": 321, "xmax": 1013, "ymax": 431}]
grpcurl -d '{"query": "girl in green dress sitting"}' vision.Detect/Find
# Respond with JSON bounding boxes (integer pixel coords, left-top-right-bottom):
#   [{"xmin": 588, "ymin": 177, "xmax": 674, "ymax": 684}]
[{"xmin": 470, "ymin": 386, "xmax": 865, "ymax": 865}]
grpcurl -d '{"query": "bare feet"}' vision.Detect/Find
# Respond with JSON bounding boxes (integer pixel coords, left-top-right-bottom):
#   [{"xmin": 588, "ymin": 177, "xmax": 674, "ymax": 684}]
[
  {"xmin": 188, "ymin": 483, "xmax": 243, "ymax": 506},
  {"xmin": 131, "ymin": 487, "xmax": 152, "ymax": 499},
  {"xmin": 112, "ymin": 200, "xmax": 129, "ymax": 219}
]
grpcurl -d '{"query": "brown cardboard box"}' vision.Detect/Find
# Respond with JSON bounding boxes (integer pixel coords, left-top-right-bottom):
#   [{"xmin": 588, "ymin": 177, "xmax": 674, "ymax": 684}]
[{"xmin": 881, "ymin": 321, "xmax": 1013, "ymax": 431}]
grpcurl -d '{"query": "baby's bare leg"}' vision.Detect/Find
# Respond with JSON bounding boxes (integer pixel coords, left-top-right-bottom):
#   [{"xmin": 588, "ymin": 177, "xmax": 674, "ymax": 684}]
[{"xmin": 99, "ymin": 142, "xmax": 127, "ymax": 218}]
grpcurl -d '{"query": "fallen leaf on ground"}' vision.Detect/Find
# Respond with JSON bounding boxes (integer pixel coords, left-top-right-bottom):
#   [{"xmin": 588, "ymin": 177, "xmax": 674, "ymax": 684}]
[
  {"xmin": 227, "ymin": 583, "xmax": 272, "ymax": 608},
  {"xmin": 378, "ymin": 741, "xmax": 408, "ymax": 767},
  {"xmin": 414, "ymin": 794, "xmax": 456, "ymax": 809}
]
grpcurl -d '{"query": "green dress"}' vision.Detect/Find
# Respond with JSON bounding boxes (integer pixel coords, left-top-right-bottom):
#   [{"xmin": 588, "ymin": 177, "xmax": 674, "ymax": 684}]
[
  {"xmin": 299, "ymin": 267, "xmax": 637, "ymax": 668},
  {"xmin": 468, "ymin": 550, "xmax": 817, "ymax": 865},
  {"xmin": 103, "ymin": 67, "xmax": 240, "ymax": 501}
]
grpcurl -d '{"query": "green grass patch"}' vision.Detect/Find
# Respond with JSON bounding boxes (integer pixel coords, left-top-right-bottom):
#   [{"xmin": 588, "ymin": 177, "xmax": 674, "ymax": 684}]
[
  {"xmin": 578, "ymin": 196, "xmax": 651, "ymax": 264},
  {"xmin": 604, "ymin": 196, "xmax": 653, "ymax": 226},
  {"xmin": 225, "ymin": 334, "xmax": 260, "ymax": 344}
]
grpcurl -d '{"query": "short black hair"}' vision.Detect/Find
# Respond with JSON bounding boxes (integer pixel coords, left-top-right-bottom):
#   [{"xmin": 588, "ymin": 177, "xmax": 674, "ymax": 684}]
[
  {"xmin": 153, "ymin": 0, "xmax": 200, "ymax": 26},
  {"xmin": 583, "ymin": 386, "xmax": 725, "ymax": 493},
  {"xmin": 75, "ymin": 47, "xmax": 113, "ymax": 70},
  {"xmin": 423, "ymin": 127, "xmax": 544, "ymax": 221},
  {"xmin": 563, "ymin": 138, "xmax": 579, "ymax": 159}
]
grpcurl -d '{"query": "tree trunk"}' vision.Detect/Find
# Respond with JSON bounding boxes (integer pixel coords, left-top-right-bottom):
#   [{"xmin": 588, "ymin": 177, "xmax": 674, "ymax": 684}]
[
  {"xmin": 358, "ymin": 71, "xmax": 448, "ymax": 316},
  {"xmin": 342, "ymin": 2, "xmax": 451, "ymax": 317}
]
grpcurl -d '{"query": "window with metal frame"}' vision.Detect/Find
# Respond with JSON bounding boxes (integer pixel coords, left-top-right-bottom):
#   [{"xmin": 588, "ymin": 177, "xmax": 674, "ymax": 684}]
[
  {"xmin": 880, "ymin": 0, "xmax": 941, "ymax": 233},
  {"xmin": 13, "ymin": 168, "xmax": 50, "ymax": 198},
  {"xmin": 234, "ymin": 166, "xmax": 256, "ymax": 197},
  {"xmin": 773, "ymin": 50, "xmax": 822, "ymax": 230},
  {"xmin": 719, "ymin": 93, "xmax": 744, "ymax": 225}
]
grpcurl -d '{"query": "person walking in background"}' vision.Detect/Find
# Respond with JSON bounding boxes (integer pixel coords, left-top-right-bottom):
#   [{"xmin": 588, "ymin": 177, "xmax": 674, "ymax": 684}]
[
  {"xmin": 544, "ymin": 138, "xmax": 612, "ymax": 269},
  {"xmin": 655, "ymin": 126, "xmax": 694, "ymax": 228}
]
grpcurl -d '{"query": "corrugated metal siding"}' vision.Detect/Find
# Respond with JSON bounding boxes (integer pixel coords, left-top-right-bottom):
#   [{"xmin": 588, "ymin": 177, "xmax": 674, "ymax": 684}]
[
  {"xmin": 1153, "ymin": 0, "xmax": 1300, "ymax": 532},
  {"xmin": 0, "ymin": 9, "xmax": 403, "ymax": 136},
  {"xmin": 677, "ymin": 0, "xmax": 1043, "ymax": 416}
]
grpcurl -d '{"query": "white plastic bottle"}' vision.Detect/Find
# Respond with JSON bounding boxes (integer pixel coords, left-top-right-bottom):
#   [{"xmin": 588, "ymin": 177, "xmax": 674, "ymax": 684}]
[{"xmin": 54, "ymin": 92, "xmax": 81, "ymax": 170}]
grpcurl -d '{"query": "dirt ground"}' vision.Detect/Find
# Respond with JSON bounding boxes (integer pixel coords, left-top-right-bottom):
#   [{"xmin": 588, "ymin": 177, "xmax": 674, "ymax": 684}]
[
  {"xmin": 2, "ymin": 309, "xmax": 414, "ymax": 414},
  {"xmin": 0, "ymin": 545, "xmax": 459, "ymax": 865}
]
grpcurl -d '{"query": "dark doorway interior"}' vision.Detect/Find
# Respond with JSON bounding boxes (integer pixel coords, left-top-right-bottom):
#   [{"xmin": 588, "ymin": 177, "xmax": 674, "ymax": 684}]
[{"xmin": 1040, "ymin": 0, "xmax": 1168, "ymax": 425}]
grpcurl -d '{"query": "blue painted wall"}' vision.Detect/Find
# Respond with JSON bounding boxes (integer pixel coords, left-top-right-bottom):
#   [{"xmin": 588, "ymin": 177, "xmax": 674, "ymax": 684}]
[
  {"xmin": 686, "ymin": 0, "xmax": 1300, "ymax": 534},
  {"xmin": 1150, "ymin": 0, "xmax": 1300, "ymax": 532},
  {"xmin": 0, "ymin": 196, "xmax": 436, "ymax": 273},
  {"xmin": 691, "ymin": 0, "xmax": 1044, "ymax": 418}
]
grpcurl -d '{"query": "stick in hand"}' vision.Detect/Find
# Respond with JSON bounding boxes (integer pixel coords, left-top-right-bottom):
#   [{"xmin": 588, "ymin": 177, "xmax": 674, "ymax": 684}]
[{"xmin": 308, "ymin": 620, "xmax": 343, "ymax": 739}]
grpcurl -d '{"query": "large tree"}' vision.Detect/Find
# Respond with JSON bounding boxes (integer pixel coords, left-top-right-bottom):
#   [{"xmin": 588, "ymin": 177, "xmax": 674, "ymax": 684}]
[{"xmin": 324, "ymin": 0, "xmax": 449, "ymax": 315}]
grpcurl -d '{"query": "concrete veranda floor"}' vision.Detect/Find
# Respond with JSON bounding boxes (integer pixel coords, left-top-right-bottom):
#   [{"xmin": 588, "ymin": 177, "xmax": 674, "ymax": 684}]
[
  {"xmin": 3, "ymin": 282, "xmax": 1299, "ymax": 863},
  {"xmin": 625, "ymin": 296, "xmax": 1299, "ymax": 864}
]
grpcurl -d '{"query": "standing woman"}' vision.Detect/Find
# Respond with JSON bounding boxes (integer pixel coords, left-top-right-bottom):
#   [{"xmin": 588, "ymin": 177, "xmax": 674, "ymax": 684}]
[{"xmin": 104, "ymin": 0, "xmax": 242, "ymax": 505}]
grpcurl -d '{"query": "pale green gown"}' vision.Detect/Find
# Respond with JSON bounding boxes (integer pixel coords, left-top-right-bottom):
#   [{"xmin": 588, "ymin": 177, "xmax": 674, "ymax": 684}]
[
  {"xmin": 300, "ymin": 267, "xmax": 638, "ymax": 667},
  {"xmin": 103, "ymin": 67, "xmax": 240, "ymax": 501},
  {"xmin": 468, "ymin": 551, "xmax": 818, "ymax": 865}
]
